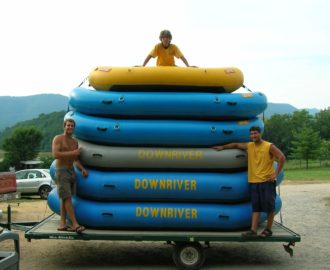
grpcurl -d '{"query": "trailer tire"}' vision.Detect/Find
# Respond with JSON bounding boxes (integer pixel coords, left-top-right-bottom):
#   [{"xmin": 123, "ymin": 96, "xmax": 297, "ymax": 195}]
[{"xmin": 172, "ymin": 242, "xmax": 205, "ymax": 270}]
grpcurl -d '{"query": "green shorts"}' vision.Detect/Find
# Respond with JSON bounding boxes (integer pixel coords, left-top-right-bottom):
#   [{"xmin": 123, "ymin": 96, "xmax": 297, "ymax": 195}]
[{"xmin": 55, "ymin": 168, "xmax": 76, "ymax": 199}]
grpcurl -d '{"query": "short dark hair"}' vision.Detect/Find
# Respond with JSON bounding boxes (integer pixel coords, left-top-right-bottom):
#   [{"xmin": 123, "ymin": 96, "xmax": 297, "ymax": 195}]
[
  {"xmin": 63, "ymin": 118, "xmax": 75, "ymax": 127},
  {"xmin": 249, "ymin": 126, "xmax": 261, "ymax": 133}
]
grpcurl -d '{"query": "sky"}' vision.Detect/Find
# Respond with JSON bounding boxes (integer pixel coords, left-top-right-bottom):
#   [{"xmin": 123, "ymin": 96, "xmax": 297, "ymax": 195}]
[{"xmin": 0, "ymin": 0, "xmax": 329, "ymax": 110}]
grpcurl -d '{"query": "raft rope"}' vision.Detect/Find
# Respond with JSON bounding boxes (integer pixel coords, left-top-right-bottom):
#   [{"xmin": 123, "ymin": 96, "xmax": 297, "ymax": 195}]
[
  {"xmin": 242, "ymin": 84, "xmax": 266, "ymax": 121},
  {"xmin": 242, "ymin": 84, "xmax": 252, "ymax": 92},
  {"xmin": 78, "ymin": 76, "xmax": 88, "ymax": 87}
]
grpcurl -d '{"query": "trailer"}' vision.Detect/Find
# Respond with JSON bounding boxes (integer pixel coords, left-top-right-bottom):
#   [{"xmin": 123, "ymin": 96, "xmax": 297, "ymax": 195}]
[
  {"xmin": 0, "ymin": 230, "xmax": 20, "ymax": 270},
  {"xmin": 24, "ymin": 213, "xmax": 300, "ymax": 270}
]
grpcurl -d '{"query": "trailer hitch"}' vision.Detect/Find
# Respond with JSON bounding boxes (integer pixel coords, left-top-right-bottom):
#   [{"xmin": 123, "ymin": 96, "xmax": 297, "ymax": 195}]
[{"xmin": 283, "ymin": 242, "xmax": 295, "ymax": 257}]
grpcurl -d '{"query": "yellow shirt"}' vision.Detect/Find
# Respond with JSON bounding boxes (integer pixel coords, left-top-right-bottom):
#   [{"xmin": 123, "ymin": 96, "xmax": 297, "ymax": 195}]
[
  {"xmin": 247, "ymin": 141, "xmax": 275, "ymax": 183},
  {"xmin": 149, "ymin": 43, "xmax": 183, "ymax": 66}
]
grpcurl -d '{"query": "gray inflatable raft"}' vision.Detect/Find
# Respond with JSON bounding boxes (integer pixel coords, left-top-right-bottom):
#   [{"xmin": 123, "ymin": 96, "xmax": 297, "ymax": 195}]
[{"xmin": 78, "ymin": 139, "xmax": 247, "ymax": 170}]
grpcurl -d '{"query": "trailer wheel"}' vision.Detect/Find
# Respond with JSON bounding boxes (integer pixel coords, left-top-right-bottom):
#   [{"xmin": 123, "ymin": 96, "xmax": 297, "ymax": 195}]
[{"xmin": 172, "ymin": 242, "xmax": 205, "ymax": 270}]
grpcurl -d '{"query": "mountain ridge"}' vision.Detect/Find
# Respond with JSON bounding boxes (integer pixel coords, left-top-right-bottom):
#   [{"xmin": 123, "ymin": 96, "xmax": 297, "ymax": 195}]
[
  {"xmin": 0, "ymin": 94, "xmax": 68, "ymax": 130},
  {"xmin": 0, "ymin": 94, "xmax": 320, "ymax": 131}
]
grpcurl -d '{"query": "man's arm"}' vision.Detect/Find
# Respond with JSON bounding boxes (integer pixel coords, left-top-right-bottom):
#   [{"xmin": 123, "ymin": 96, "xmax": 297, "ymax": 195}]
[
  {"xmin": 143, "ymin": 55, "xmax": 152, "ymax": 66},
  {"xmin": 180, "ymin": 56, "xmax": 189, "ymax": 67},
  {"xmin": 269, "ymin": 144, "xmax": 286, "ymax": 180},
  {"xmin": 212, "ymin": 142, "xmax": 248, "ymax": 151},
  {"xmin": 74, "ymin": 159, "xmax": 88, "ymax": 177}
]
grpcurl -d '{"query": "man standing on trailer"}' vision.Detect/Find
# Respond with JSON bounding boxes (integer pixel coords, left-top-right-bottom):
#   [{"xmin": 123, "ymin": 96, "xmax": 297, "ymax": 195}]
[
  {"xmin": 213, "ymin": 126, "xmax": 286, "ymax": 237},
  {"xmin": 52, "ymin": 118, "xmax": 88, "ymax": 233}
]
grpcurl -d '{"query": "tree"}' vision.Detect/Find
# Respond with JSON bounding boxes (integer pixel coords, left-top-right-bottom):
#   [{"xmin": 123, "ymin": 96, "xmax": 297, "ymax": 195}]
[
  {"xmin": 39, "ymin": 154, "xmax": 54, "ymax": 169},
  {"xmin": 318, "ymin": 140, "xmax": 330, "ymax": 166},
  {"xmin": 315, "ymin": 107, "xmax": 330, "ymax": 140},
  {"xmin": 290, "ymin": 126, "xmax": 320, "ymax": 169},
  {"xmin": 2, "ymin": 126, "xmax": 43, "ymax": 169},
  {"xmin": 264, "ymin": 114, "xmax": 292, "ymax": 156},
  {"xmin": 290, "ymin": 110, "xmax": 315, "ymax": 133},
  {"xmin": 0, "ymin": 111, "xmax": 65, "ymax": 152}
]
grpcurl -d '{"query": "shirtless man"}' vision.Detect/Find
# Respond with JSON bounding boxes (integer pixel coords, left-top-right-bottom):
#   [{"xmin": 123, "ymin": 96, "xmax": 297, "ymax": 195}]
[{"xmin": 52, "ymin": 118, "xmax": 88, "ymax": 233}]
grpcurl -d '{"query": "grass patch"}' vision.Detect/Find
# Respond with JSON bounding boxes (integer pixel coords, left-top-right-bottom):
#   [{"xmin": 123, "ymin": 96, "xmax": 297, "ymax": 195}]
[
  {"xmin": 323, "ymin": 197, "xmax": 330, "ymax": 207},
  {"xmin": 285, "ymin": 159, "xmax": 330, "ymax": 170},
  {"xmin": 284, "ymin": 167, "xmax": 330, "ymax": 181}
]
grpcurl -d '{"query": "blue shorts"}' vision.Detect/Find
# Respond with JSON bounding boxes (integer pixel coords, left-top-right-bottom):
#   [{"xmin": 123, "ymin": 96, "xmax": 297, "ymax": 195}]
[{"xmin": 250, "ymin": 181, "xmax": 276, "ymax": 213}]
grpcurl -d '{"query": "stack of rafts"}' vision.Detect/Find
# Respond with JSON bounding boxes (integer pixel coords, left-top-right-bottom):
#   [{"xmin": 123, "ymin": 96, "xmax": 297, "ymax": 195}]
[{"xmin": 48, "ymin": 66, "xmax": 283, "ymax": 230}]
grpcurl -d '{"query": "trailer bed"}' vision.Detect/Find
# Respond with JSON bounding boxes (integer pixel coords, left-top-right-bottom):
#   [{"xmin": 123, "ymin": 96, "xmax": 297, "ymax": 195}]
[{"xmin": 25, "ymin": 213, "xmax": 300, "ymax": 243}]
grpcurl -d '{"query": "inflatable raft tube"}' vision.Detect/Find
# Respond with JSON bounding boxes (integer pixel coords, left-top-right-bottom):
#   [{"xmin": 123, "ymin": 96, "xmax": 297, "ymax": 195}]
[
  {"xmin": 88, "ymin": 66, "xmax": 244, "ymax": 93},
  {"xmin": 77, "ymin": 139, "xmax": 247, "ymax": 170},
  {"xmin": 66, "ymin": 111, "xmax": 264, "ymax": 147},
  {"xmin": 48, "ymin": 189, "xmax": 282, "ymax": 230},
  {"xmin": 50, "ymin": 161, "xmax": 284, "ymax": 202},
  {"xmin": 69, "ymin": 87, "xmax": 267, "ymax": 120}
]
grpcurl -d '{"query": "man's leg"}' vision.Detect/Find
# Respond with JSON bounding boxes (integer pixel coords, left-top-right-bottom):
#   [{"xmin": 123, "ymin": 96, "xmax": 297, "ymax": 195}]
[
  {"xmin": 251, "ymin": 212, "xmax": 260, "ymax": 232},
  {"xmin": 59, "ymin": 199, "xmax": 67, "ymax": 228},
  {"xmin": 63, "ymin": 197, "xmax": 79, "ymax": 229},
  {"xmin": 266, "ymin": 212, "xmax": 275, "ymax": 230}
]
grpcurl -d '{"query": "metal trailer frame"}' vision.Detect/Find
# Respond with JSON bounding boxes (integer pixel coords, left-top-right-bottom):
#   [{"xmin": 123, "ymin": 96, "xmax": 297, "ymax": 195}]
[
  {"xmin": 23, "ymin": 213, "xmax": 301, "ymax": 270},
  {"xmin": 0, "ymin": 230, "xmax": 20, "ymax": 270}
]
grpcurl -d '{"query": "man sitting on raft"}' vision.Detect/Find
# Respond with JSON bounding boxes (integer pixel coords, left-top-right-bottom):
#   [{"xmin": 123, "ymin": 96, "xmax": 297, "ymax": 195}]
[{"xmin": 143, "ymin": 30, "xmax": 190, "ymax": 67}]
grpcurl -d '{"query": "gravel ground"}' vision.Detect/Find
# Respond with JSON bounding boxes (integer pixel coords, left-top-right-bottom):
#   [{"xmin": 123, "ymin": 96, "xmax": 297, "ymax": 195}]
[{"xmin": 1, "ymin": 182, "xmax": 330, "ymax": 270}]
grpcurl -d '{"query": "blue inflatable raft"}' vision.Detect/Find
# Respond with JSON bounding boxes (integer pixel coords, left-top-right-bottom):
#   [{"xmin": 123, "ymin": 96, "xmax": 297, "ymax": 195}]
[
  {"xmin": 50, "ymin": 162, "xmax": 283, "ymax": 203},
  {"xmin": 48, "ymin": 189, "xmax": 282, "ymax": 230},
  {"xmin": 65, "ymin": 111, "xmax": 264, "ymax": 146},
  {"xmin": 69, "ymin": 87, "xmax": 267, "ymax": 120}
]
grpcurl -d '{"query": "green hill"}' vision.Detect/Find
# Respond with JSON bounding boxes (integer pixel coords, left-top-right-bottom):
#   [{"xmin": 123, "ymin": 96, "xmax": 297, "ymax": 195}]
[
  {"xmin": 0, "ymin": 94, "xmax": 68, "ymax": 131},
  {"xmin": 0, "ymin": 111, "xmax": 65, "ymax": 152}
]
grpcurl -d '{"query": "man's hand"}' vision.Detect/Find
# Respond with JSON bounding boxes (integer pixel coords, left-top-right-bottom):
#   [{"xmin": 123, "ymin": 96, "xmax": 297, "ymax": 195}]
[
  {"xmin": 268, "ymin": 173, "xmax": 277, "ymax": 182},
  {"xmin": 73, "ymin": 148, "xmax": 81, "ymax": 157},
  {"xmin": 212, "ymin": 145, "xmax": 224, "ymax": 151},
  {"xmin": 81, "ymin": 168, "xmax": 89, "ymax": 177}
]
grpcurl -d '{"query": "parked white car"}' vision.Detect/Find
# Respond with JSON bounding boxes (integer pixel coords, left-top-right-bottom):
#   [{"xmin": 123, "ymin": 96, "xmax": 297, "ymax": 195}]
[{"xmin": 15, "ymin": 169, "xmax": 55, "ymax": 199}]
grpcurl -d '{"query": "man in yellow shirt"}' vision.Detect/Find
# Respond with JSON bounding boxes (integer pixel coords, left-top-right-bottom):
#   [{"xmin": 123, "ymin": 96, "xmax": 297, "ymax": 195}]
[
  {"xmin": 213, "ymin": 126, "xmax": 286, "ymax": 237},
  {"xmin": 143, "ymin": 30, "xmax": 190, "ymax": 67}
]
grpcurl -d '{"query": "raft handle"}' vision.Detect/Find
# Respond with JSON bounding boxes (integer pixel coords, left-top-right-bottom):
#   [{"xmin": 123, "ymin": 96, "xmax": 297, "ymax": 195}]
[
  {"xmin": 235, "ymin": 154, "xmax": 246, "ymax": 158},
  {"xmin": 210, "ymin": 126, "xmax": 217, "ymax": 133},
  {"xmin": 227, "ymin": 101, "xmax": 237, "ymax": 106},
  {"xmin": 218, "ymin": 214, "xmax": 230, "ymax": 219},
  {"xmin": 104, "ymin": 184, "xmax": 116, "ymax": 188},
  {"xmin": 214, "ymin": 97, "xmax": 220, "ymax": 103},
  {"xmin": 92, "ymin": 153, "xmax": 103, "ymax": 158},
  {"xmin": 220, "ymin": 186, "xmax": 233, "ymax": 191},
  {"xmin": 97, "ymin": 127, "xmax": 108, "ymax": 132},
  {"xmin": 118, "ymin": 96, "xmax": 125, "ymax": 102},
  {"xmin": 102, "ymin": 212, "xmax": 114, "ymax": 217},
  {"xmin": 113, "ymin": 124, "xmax": 120, "ymax": 130},
  {"xmin": 102, "ymin": 100, "xmax": 113, "ymax": 105},
  {"xmin": 222, "ymin": 130, "xmax": 233, "ymax": 135}
]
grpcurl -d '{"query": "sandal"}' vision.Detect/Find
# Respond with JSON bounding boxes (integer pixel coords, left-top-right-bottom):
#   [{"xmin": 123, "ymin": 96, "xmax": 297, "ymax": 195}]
[
  {"xmin": 68, "ymin": 225, "xmax": 86, "ymax": 234},
  {"xmin": 259, "ymin": 228, "xmax": 273, "ymax": 238},
  {"xmin": 241, "ymin": 230, "xmax": 257, "ymax": 238},
  {"xmin": 57, "ymin": 225, "xmax": 70, "ymax": 231}
]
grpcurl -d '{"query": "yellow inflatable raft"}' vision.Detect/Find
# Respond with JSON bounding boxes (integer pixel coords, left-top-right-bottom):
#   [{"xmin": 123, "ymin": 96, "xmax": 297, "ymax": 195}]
[{"xmin": 88, "ymin": 66, "xmax": 244, "ymax": 93}]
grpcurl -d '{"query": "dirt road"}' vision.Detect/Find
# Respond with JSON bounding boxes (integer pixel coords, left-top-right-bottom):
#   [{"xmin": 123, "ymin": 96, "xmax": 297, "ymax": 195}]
[{"xmin": 1, "ymin": 183, "xmax": 330, "ymax": 269}]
